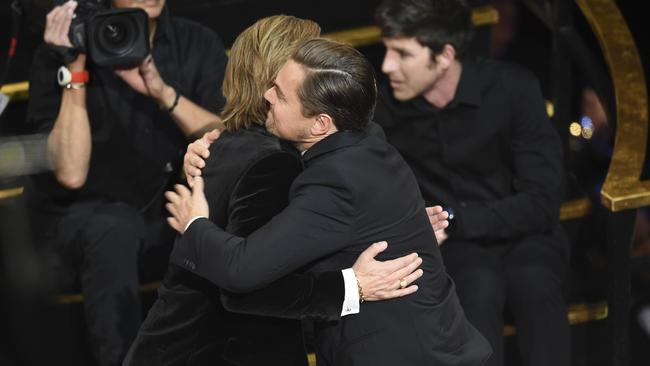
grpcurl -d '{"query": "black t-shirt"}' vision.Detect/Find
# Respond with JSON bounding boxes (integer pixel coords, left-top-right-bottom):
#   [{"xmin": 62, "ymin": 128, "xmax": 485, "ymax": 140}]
[
  {"xmin": 26, "ymin": 9, "xmax": 226, "ymax": 219},
  {"xmin": 374, "ymin": 58, "xmax": 565, "ymax": 242}
]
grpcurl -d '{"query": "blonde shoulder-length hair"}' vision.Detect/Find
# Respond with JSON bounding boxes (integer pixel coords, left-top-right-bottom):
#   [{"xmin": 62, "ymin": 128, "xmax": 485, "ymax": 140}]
[{"xmin": 221, "ymin": 15, "xmax": 321, "ymax": 131}]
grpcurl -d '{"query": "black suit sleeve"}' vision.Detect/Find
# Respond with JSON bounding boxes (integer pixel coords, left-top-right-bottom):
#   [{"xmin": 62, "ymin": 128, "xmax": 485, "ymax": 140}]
[
  {"xmin": 220, "ymin": 271, "xmax": 343, "ymax": 321},
  {"xmin": 171, "ymin": 169, "xmax": 355, "ymax": 293},
  {"xmin": 214, "ymin": 152, "xmax": 344, "ymax": 320}
]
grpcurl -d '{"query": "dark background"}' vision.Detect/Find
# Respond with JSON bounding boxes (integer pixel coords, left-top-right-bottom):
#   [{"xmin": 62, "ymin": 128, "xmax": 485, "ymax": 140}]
[{"xmin": 1, "ymin": 1, "xmax": 649, "ymax": 365}]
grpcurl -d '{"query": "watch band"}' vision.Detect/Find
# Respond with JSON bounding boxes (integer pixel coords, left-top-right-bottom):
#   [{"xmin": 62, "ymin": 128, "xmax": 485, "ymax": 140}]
[
  {"xmin": 57, "ymin": 66, "xmax": 89, "ymax": 87},
  {"xmin": 69, "ymin": 70, "xmax": 89, "ymax": 84},
  {"xmin": 167, "ymin": 88, "xmax": 180, "ymax": 113}
]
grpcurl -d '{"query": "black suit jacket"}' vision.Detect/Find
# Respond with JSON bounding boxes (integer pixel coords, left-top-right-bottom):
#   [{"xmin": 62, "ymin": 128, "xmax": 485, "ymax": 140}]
[
  {"xmin": 125, "ymin": 125, "xmax": 345, "ymax": 366},
  {"xmin": 171, "ymin": 130, "xmax": 492, "ymax": 366}
]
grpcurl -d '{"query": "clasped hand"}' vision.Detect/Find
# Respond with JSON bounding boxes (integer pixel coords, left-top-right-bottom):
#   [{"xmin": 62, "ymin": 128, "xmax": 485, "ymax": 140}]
[{"xmin": 115, "ymin": 55, "xmax": 177, "ymax": 109}]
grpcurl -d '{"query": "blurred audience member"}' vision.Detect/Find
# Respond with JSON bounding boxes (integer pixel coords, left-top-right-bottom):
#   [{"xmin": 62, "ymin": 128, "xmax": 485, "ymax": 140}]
[{"xmin": 25, "ymin": 0, "xmax": 226, "ymax": 364}]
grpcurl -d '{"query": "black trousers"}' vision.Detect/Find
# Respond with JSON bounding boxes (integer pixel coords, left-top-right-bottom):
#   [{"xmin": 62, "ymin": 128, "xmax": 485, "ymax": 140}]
[
  {"xmin": 36, "ymin": 200, "xmax": 174, "ymax": 366},
  {"xmin": 440, "ymin": 227, "xmax": 571, "ymax": 366}
]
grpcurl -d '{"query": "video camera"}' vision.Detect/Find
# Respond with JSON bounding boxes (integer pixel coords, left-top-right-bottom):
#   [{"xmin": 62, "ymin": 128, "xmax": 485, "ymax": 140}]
[{"xmin": 54, "ymin": 0, "xmax": 150, "ymax": 67}]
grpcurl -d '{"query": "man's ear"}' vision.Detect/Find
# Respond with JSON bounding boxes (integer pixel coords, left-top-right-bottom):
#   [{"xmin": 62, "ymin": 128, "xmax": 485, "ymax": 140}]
[
  {"xmin": 435, "ymin": 44, "xmax": 456, "ymax": 70},
  {"xmin": 311, "ymin": 113, "xmax": 335, "ymax": 136}
]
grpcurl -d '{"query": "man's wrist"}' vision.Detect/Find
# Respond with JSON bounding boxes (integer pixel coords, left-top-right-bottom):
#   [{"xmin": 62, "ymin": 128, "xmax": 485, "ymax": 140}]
[
  {"xmin": 67, "ymin": 54, "xmax": 87, "ymax": 72},
  {"xmin": 160, "ymin": 85, "xmax": 178, "ymax": 110},
  {"xmin": 341, "ymin": 268, "xmax": 360, "ymax": 316},
  {"xmin": 184, "ymin": 216, "xmax": 207, "ymax": 233},
  {"xmin": 48, "ymin": 45, "xmax": 81, "ymax": 66}
]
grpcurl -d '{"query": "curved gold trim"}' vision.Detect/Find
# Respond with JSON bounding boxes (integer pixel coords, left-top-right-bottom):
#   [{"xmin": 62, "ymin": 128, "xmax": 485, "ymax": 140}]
[
  {"xmin": 577, "ymin": 0, "xmax": 650, "ymax": 212},
  {"xmin": 0, "ymin": 187, "xmax": 24, "ymax": 200},
  {"xmin": 2, "ymin": 7, "xmax": 499, "ymax": 103}
]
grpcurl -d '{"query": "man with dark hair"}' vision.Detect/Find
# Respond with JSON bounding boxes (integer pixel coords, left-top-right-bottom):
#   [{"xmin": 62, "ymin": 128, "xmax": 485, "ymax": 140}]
[
  {"xmin": 289, "ymin": 40, "xmax": 377, "ymax": 133},
  {"xmin": 166, "ymin": 38, "xmax": 491, "ymax": 366},
  {"xmin": 373, "ymin": 1, "xmax": 570, "ymax": 366}
]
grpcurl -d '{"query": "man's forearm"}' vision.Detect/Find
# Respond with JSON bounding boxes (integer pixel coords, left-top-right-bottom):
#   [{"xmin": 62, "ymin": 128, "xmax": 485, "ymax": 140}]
[
  {"xmin": 48, "ymin": 87, "xmax": 91, "ymax": 189},
  {"xmin": 220, "ymin": 270, "xmax": 347, "ymax": 321}
]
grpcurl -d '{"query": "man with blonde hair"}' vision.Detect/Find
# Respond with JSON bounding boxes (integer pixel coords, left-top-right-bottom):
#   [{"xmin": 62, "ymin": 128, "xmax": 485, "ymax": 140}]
[
  {"xmin": 167, "ymin": 38, "xmax": 491, "ymax": 366},
  {"xmin": 125, "ymin": 16, "xmax": 425, "ymax": 366}
]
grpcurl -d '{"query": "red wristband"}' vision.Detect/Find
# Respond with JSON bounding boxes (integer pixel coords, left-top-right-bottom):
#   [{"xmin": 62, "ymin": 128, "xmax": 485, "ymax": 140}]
[{"xmin": 70, "ymin": 70, "xmax": 89, "ymax": 84}]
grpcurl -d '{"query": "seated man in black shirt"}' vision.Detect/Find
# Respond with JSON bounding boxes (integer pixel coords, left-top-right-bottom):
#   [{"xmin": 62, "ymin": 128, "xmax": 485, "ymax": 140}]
[
  {"xmin": 372, "ymin": 1, "xmax": 571, "ymax": 366},
  {"xmin": 26, "ymin": 1, "xmax": 225, "ymax": 364}
]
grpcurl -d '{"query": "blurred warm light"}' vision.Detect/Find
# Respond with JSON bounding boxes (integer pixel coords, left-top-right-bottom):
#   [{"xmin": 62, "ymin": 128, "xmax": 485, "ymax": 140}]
[
  {"xmin": 546, "ymin": 101, "xmax": 554, "ymax": 118},
  {"xmin": 569, "ymin": 122, "xmax": 582, "ymax": 137}
]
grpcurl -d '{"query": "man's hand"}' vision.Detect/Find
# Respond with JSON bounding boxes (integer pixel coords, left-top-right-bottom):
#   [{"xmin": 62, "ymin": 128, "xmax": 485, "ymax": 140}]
[
  {"xmin": 352, "ymin": 241, "xmax": 423, "ymax": 301},
  {"xmin": 44, "ymin": 1, "xmax": 76, "ymax": 48},
  {"xmin": 115, "ymin": 55, "xmax": 173, "ymax": 105},
  {"xmin": 165, "ymin": 176, "xmax": 210, "ymax": 234},
  {"xmin": 426, "ymin": 205, "xmax": 449, "ymax": 245},
  {"xmin": 426, "ymin": 205, "xmax": 449, "ymax": 231},
  {"xmin": 435, "ymin": 228, "xmax": 448, "ymax": 246},
  {"xmin": 184, "ymin": 129, "xmax": 220, "ymax": 187},
  {"xmin": 44, "ymin": 1, "xmax": 86, "ymax": 71}
]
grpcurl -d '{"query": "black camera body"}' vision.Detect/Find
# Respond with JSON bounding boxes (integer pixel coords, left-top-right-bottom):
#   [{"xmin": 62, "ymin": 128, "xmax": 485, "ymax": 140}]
[{"xmin": 56, "ymin": 0, "xmax": 150, "ymax": 67}]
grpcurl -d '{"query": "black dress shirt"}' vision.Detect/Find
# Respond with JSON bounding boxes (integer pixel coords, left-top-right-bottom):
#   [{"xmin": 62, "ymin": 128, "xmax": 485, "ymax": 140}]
[
  {"xmin": 374, "ymin": 58, "xmax": 565, "ymax": 242},
  {"xmin": 26, "ymin": 8, "xmax": 226, "ymax": 218}
]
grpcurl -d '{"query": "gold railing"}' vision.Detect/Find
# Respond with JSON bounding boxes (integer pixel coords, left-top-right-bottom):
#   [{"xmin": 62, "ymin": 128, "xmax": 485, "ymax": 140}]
[
  {"xmin": 559, "ymin": 197, "xmax": 592, "ymax": 220},
  {"xmin": 0, "ymin": 81, "xmax": 29, "ymax": 103},
  {"xmin": 503, "ymin": 301, "xmax": 607, "ymax": 336},
  {"xmin": 0, "ymin": 186, "xmax": 24, "ymax": 200},
  {"xmin": 577, "ymin": 0, "xmax": 650, "ymax": 212}
]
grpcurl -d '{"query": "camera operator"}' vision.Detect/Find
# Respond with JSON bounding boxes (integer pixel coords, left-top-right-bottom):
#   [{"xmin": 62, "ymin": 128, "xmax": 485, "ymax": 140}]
[{"xmin": 25, "ymin": 0, "xmax": 226, "ymax": 364}]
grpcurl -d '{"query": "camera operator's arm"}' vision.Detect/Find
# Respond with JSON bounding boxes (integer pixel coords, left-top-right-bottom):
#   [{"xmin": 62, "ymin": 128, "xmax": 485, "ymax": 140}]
[
  {"xmin": 115, "ymin": 57, "xmax": 223, "ymax": 138},
  {"xmin": 43, "ymin": 2, "xmax": 92, "ymax": 189}
]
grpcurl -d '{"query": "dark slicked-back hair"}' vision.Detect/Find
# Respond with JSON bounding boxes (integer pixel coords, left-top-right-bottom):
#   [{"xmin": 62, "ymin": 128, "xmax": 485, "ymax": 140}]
[
  {"xmin": 375, "ymin": 0, "xmax": 473, "ymax": 59},
  {"xmin": 291, "ymin": 38, "xmax": 377, "ymax": 132}
]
